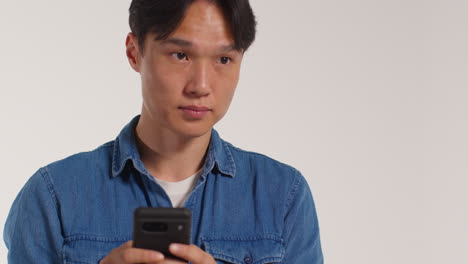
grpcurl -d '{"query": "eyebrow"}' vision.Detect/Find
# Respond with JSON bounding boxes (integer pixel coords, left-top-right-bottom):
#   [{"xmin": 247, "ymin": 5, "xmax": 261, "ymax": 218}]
[
  {"xmin": 160, "ymin": 37, "xmax": 237, "ymax": 52},
  {"xmin": 160, "ymin": 38, "xmax": 192, "ymax": 47}
]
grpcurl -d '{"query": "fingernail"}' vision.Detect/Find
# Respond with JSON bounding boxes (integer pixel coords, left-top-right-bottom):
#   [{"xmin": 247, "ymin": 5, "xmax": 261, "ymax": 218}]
[
  {"xmin": 169, "ymin": 243, "xmax": 182, "ymax": 253},
  {"xmin": 151, "ymin": 251, "xmax": 164, "ymax": 259}
]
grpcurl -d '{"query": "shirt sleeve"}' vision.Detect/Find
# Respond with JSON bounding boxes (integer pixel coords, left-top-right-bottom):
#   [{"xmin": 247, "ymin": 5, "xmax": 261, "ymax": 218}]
[
  {"xmin": 4, "ymin": 168, "xmax": 64, "ymax": 264},
  {"xmin": 282, "ymin": 171, "xmax": 324, "ymax": 263}
]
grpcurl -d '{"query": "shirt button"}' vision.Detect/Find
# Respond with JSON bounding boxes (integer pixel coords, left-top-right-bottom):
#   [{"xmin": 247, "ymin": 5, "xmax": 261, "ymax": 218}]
[{"xmin": 244, "ymin": 256, "xmax": 252, "ymax": 264}]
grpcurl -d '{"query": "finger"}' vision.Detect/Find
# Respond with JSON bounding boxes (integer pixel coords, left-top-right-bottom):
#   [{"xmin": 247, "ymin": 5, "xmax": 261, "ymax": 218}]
[
  {"xmin": 121, "ymin": 247, "xmax": 165, "ymax": 263},
  {"xmin": 148, "ymin": 259, "xmax": 185, "ymax": 264},
  {"xmin": 169, "ymin": 243, "xmax": 214, "ymax": 264},
  {"xmin": 147, "ymin": 261, "xmax": 182, "ymax": 264},
  {"xmin": 122, "ymin": 240, "xmax": 133, "ymax": 249}
]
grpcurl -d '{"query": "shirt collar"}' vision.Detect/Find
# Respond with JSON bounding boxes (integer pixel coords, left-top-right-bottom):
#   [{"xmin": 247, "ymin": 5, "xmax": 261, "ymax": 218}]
[{"xmin": 111, "ymin": 115, "xmax": 236, "ymax": 179}]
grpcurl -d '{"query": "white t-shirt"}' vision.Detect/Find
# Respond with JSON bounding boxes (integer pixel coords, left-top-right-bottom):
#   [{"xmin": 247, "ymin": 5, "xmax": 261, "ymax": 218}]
[{"xmin": 154, "ymin": 170, "xmax": 201, "ymax": 208}]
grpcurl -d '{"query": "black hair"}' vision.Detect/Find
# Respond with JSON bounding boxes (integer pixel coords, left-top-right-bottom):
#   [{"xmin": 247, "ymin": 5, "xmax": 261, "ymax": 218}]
[{"xmin": 129, "ymin": 0, "xmax": 257, "ymax": 55}]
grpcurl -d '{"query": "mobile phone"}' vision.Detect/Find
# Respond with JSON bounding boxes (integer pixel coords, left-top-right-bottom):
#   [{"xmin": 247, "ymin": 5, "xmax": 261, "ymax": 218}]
[{"xmin": 133, "ymin": 207, "xmax": 192, "ymax": 261}]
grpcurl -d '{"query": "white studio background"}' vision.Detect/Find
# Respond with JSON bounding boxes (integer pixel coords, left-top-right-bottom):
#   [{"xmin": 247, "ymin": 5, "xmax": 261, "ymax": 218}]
[{"xmin": 1, "ymin": 0, "xmax": 467, "ymax": 263}]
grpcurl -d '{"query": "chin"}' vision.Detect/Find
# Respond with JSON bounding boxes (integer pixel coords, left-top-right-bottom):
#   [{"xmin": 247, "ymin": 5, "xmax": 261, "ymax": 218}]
[{"xmin": 172, "ymin": 121, "xmax": 213, "ymax": 139}]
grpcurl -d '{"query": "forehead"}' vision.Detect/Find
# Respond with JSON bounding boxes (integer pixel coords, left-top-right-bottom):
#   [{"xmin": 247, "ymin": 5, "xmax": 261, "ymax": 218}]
[{"xmin": 153, "ymin": 1, "xmax": 234, "ymax": 50}]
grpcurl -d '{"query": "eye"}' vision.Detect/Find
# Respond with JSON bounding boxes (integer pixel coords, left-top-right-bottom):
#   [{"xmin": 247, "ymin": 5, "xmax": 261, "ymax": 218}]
[
  {"xmin": 219, "ymin": 56, "xmax": 231, "ymax": 65},
  {"xmin": 171, "ymin": 52, "xmax": 188, "ymax": 61}
]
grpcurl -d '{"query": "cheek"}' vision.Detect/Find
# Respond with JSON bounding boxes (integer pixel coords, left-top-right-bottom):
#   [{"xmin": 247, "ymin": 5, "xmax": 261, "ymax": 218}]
[
  {"xmin": 224, "ymin": 83, "xmax": 237, "ymax": 101},
  {"xmin": 142, "ymin": 65, "xmax": 185, "ymax": 103},
  {"xmin": 216, "ymin": 74, "xmax": 239, "ymax": 110},
  {"xmin": 224, "ymin": 68, "xmax": 240, "ymax": 99}
]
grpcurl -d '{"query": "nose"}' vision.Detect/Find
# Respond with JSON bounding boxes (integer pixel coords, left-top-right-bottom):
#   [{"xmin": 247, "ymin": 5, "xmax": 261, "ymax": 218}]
[{"xmin": 184, "ymin": 60, "xmax": 211, "ymax": 98}]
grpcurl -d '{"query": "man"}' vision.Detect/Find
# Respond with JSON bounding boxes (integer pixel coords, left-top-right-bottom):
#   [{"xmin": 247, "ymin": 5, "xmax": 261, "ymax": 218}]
[{"xmin": 4, "ymin": 0, "xmax": 324, "ymax": 263}]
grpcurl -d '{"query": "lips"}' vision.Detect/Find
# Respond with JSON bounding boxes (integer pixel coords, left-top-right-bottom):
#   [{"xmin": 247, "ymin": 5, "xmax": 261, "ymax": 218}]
[
  {"xmin": 179, "ymin": 105, "xmax": 211, "ymax": 111},
  {"xmin": 179, "ymin": 105, "xmax": 211, "ymax": 119}
]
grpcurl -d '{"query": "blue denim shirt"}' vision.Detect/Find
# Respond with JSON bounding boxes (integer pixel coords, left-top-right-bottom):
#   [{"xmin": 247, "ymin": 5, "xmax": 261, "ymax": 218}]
[{"xmin": 4, "ymin": 115, "xmax": 323, "ymax": 264}]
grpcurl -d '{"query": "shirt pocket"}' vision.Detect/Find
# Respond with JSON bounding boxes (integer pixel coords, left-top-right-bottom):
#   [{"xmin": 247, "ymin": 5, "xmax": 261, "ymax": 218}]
[
  {"xmin": 201, "ymin": 235, "xmax": 285, "ymax": 264},
  {"xmin": 62, "ymin": 235, "xmax": 129, "ymax": 264}
]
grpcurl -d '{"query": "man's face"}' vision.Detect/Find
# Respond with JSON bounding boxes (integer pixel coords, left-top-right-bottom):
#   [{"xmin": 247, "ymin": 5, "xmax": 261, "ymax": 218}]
[{"xmin": 126, "ymin": 1, "xmax": 243, "ymax": 138}]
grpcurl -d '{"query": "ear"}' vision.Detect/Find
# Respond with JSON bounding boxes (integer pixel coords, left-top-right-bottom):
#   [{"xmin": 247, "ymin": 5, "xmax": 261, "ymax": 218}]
[{"xmin": 126, "ymin": 32, "xmax": 142, "ymax": 72}]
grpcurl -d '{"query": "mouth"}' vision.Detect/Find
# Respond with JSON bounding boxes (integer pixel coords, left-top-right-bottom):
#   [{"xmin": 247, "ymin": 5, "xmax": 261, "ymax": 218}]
[
  {"xmin": 179, "ymin": 105, "xmax": 212, "ymax": 119},
  {"xmin": 179, "ymin": 105, "xmax": 212, "ymax": 111}
]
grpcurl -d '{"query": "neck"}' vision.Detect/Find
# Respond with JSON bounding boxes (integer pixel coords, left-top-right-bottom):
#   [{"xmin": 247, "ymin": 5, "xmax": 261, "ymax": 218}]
[{"xmin": 135, "ymin": 113, "xmax": 211, "ymax": 182}]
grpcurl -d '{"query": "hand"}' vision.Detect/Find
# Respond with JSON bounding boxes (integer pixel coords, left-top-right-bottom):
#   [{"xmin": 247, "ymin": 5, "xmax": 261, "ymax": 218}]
[
  {"xmin": 99, "ymin": 241, "xmax": 216, "ymax": 264},
  {"xmin": 166, "ymin": 243, "xmax": 216, "ymax": 264},
  {"xmin": 99, "ymin": 240, "xmax": 164, "ymax": 264}
]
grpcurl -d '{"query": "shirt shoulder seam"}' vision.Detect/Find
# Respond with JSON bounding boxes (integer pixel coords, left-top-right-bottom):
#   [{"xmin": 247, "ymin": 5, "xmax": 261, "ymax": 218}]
[
  {"xmin": 34, "ymin": 167, "xmax": 62, "ymax": 263},
  {"xmin": 226, "ymin": 143, "xmax": 267, "ymax": 158},
  {"xmin": 39, "ymin": 167, "xmax": 60, "ymax": 211},
  {"xmin": 226, "ymin": 143, "xmax": 294, "ymax": 170},
  {"xmin": 284, "ymin": 169, "xmax": 304, "ymax": 215}
]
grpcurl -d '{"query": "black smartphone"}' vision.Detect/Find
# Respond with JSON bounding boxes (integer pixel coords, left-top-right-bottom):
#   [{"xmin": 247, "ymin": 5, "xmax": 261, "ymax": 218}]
[{"xmin": 133, "ymin": 207, "xmax": 192, "ymax": 261}]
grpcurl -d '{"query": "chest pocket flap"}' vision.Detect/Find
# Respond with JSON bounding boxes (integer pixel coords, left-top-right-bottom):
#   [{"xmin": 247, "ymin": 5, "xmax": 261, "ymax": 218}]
[
  {"xmin": 62, "ymin": 235, "xmax": 129, "ymax": 264},
  {"xmin": 201, "ymin": 235, "xmax": 285, "ymax": 264}
]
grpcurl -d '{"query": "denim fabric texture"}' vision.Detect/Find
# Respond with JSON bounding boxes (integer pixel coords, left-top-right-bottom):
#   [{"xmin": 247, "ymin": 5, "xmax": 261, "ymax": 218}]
[{"xmin": 4, "ymin": 115, "xmax": 324, "ymax": 264}]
